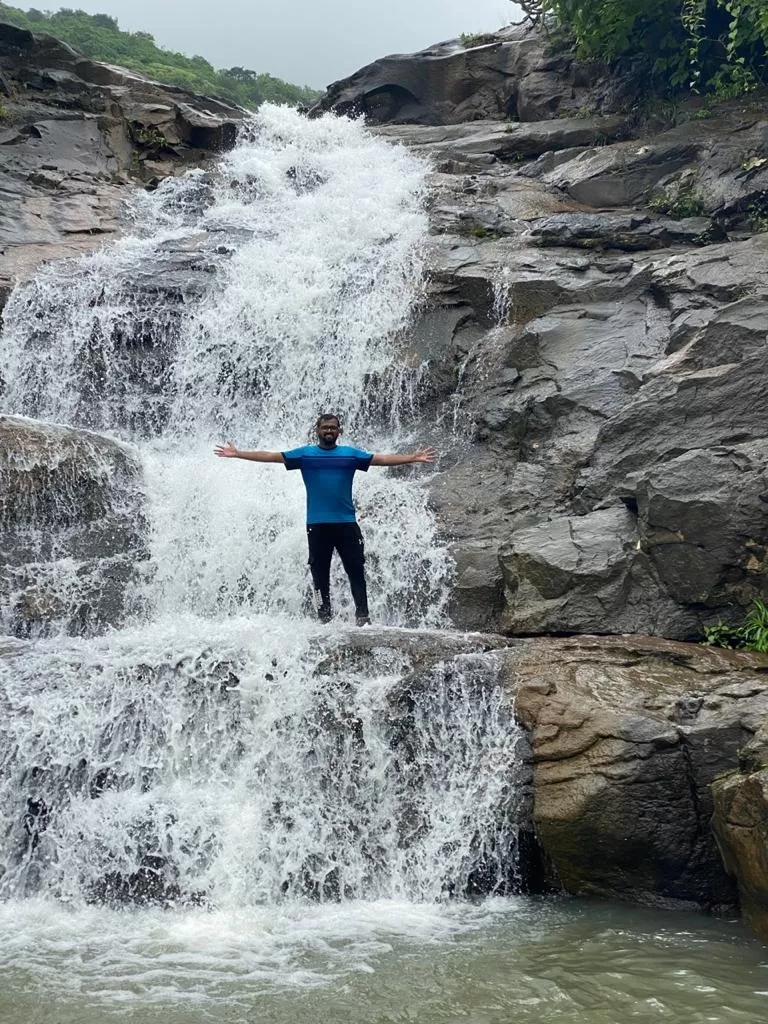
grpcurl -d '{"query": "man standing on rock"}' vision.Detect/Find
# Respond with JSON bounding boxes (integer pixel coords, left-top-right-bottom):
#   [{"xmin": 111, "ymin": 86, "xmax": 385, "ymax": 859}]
[{"xmin": 214, "ymin": 414, "xmax": 436, "ymax": 625}]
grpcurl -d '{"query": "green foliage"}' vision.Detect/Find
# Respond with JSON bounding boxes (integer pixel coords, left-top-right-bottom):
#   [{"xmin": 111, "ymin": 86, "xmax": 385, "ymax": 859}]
[
  {"xmin": 130, "ymin": 124, "xmax": 167, "ymax": 149},
  {"xmin": 0, "ymin": 4, "xmax": 319, "ymax": 109},
  {"xmin": 459, "ymin": 32, "xmax": 496, "ymax": 49},
  {"xmin": 702, "ymin": 619, "xmax": 740, "ymax": 648},
  {"xmin": 538, "ymin": 0, "xmax": 768, "ymax": 96},
  {"xmin": 744, "ymin": 598, "xmax": 768, "ymax": 651},
  {"xmin": 459, "ymin": 32, "xmax": 477, "ymax": 47},
  {"xmin": 468, "ymin": 224, "xmax": 500, "ymax": 239},
  {"xmin": 647, "ymin": 173, "xmax": 706, "ymax": 217},
  {"xmin": 745, "ymin": 196, "xmax": 768, "ymax": 232},
  {"xmin": 702, "ymin": 598, "xmax": 768, "ymax": 652}
]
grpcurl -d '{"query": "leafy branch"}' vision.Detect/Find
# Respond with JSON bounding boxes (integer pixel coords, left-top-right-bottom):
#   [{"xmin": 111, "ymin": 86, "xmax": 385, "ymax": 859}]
[
  {"xmin": 702, "ymin": 599, "xmax": 768, "ymax": 653},
  {"xmin": 520, "ymin": 1, "xmax": 768, "ymax": 97}
]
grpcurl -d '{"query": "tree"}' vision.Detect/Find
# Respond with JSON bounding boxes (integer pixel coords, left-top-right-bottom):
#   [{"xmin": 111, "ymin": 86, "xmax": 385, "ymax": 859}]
[
  {"xmin": 0, "ymin": 3, "xmax": 319, "ymax": 107},
  {"xmin": 521, "ymin": 1, "xmax": 768, "ymax": 95},
  {"xmin": 91, "ymin": 13, "xmax": 118, "ymax": 31},
  {"xmin": 224, "ymin": 66, "xmax": 257, "ymax": 83}
]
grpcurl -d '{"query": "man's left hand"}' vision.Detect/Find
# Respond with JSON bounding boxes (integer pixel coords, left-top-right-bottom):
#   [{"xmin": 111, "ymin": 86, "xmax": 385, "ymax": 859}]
[{"xmin": 411, "ymin": 446, "xmax": 437, "ymax": 463}]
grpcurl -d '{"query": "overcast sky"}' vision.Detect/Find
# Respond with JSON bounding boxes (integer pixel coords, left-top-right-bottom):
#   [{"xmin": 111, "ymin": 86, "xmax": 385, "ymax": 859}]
[{"xmin": 17, "ymin": 1, "xmax": 522, "ymax": 88}]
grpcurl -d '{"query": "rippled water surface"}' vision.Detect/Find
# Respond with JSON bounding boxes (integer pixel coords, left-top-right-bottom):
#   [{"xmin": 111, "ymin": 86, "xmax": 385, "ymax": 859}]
[{"xmin": 0, "ymin": 897, "xmax": 765, "ymax": 1023}]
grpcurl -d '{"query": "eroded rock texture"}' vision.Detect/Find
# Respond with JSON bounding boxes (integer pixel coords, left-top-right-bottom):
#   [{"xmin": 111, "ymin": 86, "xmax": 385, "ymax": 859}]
[
  {"xmin": 501, "ymin": 635, "xmax": 768, "ymax": 912},
  {"xmin": 299, "ymin": 628, "xmax": 768, "ymax": 920},
  {"xmin": 311, "ymin": 24, "xmax": 635, "ymax": 125},
  {"xmin": 0, "ymin": 21, "xmax": 244, "ymax": 304},
  {"xmin": 0, "ymin": 415, "xmax": 147, "ymax": 635},
  {"xmin": 712, "ymin": 723, "xmax": 768, "ymax": 940},
  {"xmin": 345, "ymin": 27, "xmax": 768, "ymax": 639}
]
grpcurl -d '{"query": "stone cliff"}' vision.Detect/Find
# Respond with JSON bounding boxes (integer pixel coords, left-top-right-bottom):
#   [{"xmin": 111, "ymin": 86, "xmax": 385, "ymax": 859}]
[
  {"xmin": 0, "ymin": 21, "xmax": 244, "ymax": 633},
  {"xmin": 4, "ymin": 18, "xmax": 766, "ymax": 644},
  {"xmin": 311, "ymin": 25, "xmax": 768, "ymax": 936},
  {"xmin": 0, "ymin": 21, "xmax": 244, "ymax": 306},
  {"xmin": 315, "ymin": 22, "xmax": 768, "ymax": 643}
]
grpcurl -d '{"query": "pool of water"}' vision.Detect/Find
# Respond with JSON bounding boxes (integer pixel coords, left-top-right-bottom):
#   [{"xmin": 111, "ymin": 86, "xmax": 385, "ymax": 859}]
[{"xmin": 0, "ymin": 896, "xmax": 765, "ymax": 1024}]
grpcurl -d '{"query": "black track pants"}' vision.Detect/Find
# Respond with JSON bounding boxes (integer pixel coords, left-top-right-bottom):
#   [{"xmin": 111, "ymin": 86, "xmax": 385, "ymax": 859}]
[{"xmin": 306, "ymin": 522, "xmax": 369, "ymax": 617}]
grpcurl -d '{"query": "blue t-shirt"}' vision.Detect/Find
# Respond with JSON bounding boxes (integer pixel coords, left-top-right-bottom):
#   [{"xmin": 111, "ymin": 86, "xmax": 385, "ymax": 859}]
[{"xmin": 282, "ymin": 444, "xmax": 373, "ymax": 524}]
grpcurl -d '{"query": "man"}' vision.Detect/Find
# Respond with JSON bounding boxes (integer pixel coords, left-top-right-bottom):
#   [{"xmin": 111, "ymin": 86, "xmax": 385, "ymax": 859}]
[{"xmin": 214, "ymin": 414, "xmax": 436, "ymax": 625}]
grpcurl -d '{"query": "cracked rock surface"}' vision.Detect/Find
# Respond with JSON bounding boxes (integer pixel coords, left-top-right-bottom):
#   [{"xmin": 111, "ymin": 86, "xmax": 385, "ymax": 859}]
[
  {"xmin": 0, "ymin": 21, "xmax": 244, "ymax": 305},
  {"xmin": 501, "ymin": 634, "xmax": 768, "ymax": 911},
  {"xmin": 357, "ymin": 26, "xmax": 768, "ymax": 639}
]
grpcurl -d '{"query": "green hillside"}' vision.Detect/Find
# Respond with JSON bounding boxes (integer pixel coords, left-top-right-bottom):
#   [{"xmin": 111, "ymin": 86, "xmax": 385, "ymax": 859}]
[{"xmin": 0, "ymin": 4, "xmax": 319, "ymax": 108}]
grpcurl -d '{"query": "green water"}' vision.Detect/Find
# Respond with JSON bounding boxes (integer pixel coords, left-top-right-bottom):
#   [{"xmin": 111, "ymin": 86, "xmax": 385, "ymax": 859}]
[{"xmin": 0, "ymin": 896, "xmax": 765, "ymax": 1024}]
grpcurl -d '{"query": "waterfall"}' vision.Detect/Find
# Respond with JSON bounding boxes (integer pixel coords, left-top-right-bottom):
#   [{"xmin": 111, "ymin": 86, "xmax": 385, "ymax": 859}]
[
  {"xmin": 0, "ymin": 623, "xmax": 523, "ymax": 907},
  {"xmin": 2, "ymin": 106, "xmax": 450, "ymax": 627},
  {"xmin": 0, "ymin": 106, "xmax": 525, "ymax": 982}
]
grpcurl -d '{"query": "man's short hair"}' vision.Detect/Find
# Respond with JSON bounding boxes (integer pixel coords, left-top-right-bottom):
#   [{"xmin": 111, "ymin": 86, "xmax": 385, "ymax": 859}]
[{"xmin": 315, "ymin": 413, "xmax": 341, "ymax": 428}]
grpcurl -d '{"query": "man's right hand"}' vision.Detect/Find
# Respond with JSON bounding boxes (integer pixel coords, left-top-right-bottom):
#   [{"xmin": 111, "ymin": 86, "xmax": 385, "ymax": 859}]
[{"xmin": 214, "ymin": 441, "xmax": 239, "ymax": 458}]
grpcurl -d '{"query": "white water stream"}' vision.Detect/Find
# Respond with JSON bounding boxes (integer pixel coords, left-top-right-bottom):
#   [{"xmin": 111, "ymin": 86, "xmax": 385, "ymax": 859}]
[
  {"xmin": 3, "ymin": 106, "xmax": 450, "ymax": 626},
  {"xmin": 1, "ymin": 106, "xmax": 766, "ymax": 1021},
  {"xmin": 0, "ymin": 106, "xmax": 533, "ymax": 1012}
]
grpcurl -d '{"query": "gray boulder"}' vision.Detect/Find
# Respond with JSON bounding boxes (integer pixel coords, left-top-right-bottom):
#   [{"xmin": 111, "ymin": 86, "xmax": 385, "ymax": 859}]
[
  {"xmin": 500, "ymin": 507, "xmax": 641, "ymax": 634},
  {"xmin": 0, "ymin": 415, "xmax": 148, "ymax": 636},
  {"xmin": 506, "ymin": 634, "xmax": 768, "ymax": 912},
  {"xmin": 311, "ymin": 23, "xmax": 636, "ymax": 125}
]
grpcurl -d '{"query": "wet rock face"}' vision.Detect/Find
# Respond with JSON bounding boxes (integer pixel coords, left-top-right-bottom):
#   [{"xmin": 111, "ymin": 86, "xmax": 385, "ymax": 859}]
[
  {"xmin": 1, "ymin": 628, "xmax": 532, "ymax": 906},
  {"xmin": 3, "ymin": 619, "xmax": 766, "ymax": 927},
  {"xmin": 311, "ymin": 24, "xmax": 635, "ymax": 126},
  {"xmin": 0, "ymin": 415, "xmax": 148, "ymax": 636},
  {"xmin": 429, "ymin": 232, "xmax": 768, "ymax": 637},
  {"xmin": 0, "ymin": 21, "xmax": 244, "ymax": 304},
  {"xmin": 3, "ymin": 228, "xmax": 231, "ymax": 438},
  {"xmin": 712, "ymin": 724, "xmax": 768, "ymax": 940},
  {"xmin": 302, "ymin": 630, "xmax": 768, "ymax": 923},
  {"xmin": 367, "ymin": 53, "xmax": 768, "ymax": 637},
  {"xmin": 336, "ymin": 21, "xmax": 768, "ymax": 641},
  {"xmin": 501, "ymin": 635, "xmax": 768, "ymax": 912}
]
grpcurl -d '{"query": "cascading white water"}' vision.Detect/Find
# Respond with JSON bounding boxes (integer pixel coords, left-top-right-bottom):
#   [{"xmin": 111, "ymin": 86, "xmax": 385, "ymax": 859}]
[
  {"xmin": 3, "ymin": 106, "xmax": 450, "ymax": 626},
  {"xmin": 0, "ymin": 622, "xmax": 522, "ymax": 906},
  {"xmin": 491, "ymin": 265, "xmax": 512, "ymax": 326},
  {"xmin": 2, "ymin": 104, "xmax": 765, "ymax": 1024},
  {"xmin": 0, "ymin": 106, "xmax": 526, "ymax": 1006}
]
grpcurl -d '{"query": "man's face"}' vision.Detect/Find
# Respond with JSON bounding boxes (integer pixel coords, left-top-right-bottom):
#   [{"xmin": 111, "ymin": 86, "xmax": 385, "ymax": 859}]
[{"xmin": 316, "ymin": 418, "xmax": 341, "ymax": 446}]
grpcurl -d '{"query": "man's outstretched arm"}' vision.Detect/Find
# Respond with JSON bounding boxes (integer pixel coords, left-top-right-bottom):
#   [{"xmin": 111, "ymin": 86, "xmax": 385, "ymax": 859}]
[
  {"xmin": 370, "ymin": 445, "xmax": 436, "ymax": 467},
  {"xmin": 214, "ymin": 442, "xmax": 284, "ymax": 463}
]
